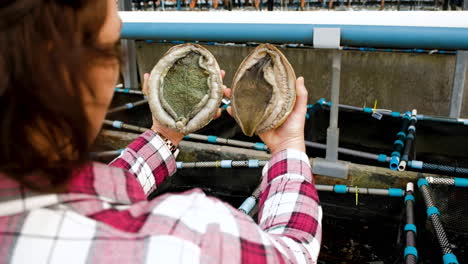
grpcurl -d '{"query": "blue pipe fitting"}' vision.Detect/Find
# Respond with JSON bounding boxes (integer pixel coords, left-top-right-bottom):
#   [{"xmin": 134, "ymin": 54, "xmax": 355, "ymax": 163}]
[
  {"xmin": 393, "ymin": 140, "xmax": 404, "ymax": 147},
  {"xmin": 407, "ymin": 134, "xmax": 415, "ymax": 140},
  {"xmin": 404, "ymin": 224, "xmax": 417, "ymax": 234},
  {"xmin": 115, "ymin": 88, "xmax": 130, "ymax": 93},
  {"xmin": 317, "ymin": 98, "xmax": 327, "ymax": 105},
  {"xmin": 220, "ymin": 160, "xmax": 232, "ymax": 168},
  {"xmin": 363, "ymin": 107, "xmax": 373, "ymax": 113},
  {"xmin": 334, "ymin": 185, "xmax": 347, "ymax": 194},
  {"xmin": 417, "ymin": 178, "xmax": 429, "ymax": 188},
  {"xmin": 238, "ymin": 196, "xmax": 257, "ymax": 214},
  {"xmin": 391, "ymin": 112, "xmax": 401, "ymax": 117},
  {"xmin": 207, "ymin": 135, "xmax": 218, "ymax": 143},
  {"xmin": 183, "ymin": 135, "xmax": 190, "ymax": 139},
  {"xmin": 404, "ymin": 246, "xmax": 418, "ymax": 260},
  {"xmin": 409, "ymin": 160, "xmax": 423, "ymax": 169},
  {"xmin": 391, "ymin": 151, "xmax": 401, "ymax": 158},
  {"xmin": 377, "ymin": 154, "xmax": 387, "ymax": 163},
  {"xmin": 248, "ymin": 160, "xmax": 260, "ymax": 168},
  {"xmin": 390, "ymin": 156, "xmax": 400, "ymax": 170},
  {"xmin": 112, "ymin": 120, "xmax": 123, "ymax": 129},
  {"xmin": 176, "ymin": 162, "xmax": 183, "ymax": 169},
  {"xmin": 405, "ymin": 194, "xmax": 415, "ymax": 204},
  {"xmin": 427, "ymin": 206, "xmax": 440, "ymax": 217},
  {"xmin": 396, "ymin": 132, "xmax": 406, "ymax": 138},
  {"xmin": 254, "ymin": 142, "xmax": 267, "ymax": 151},
  {"xmin": 388, "ymin": 188, "xmax": 404, "ymax": 197},
  {"xmin": 454, "ymin": 177, "xmax": 468, "ymax": 187},
  {"xmin": 125, "ymin": 103, "xmax": 134, "ymax": 109},
  {"xmin": 443, "ymin": 253, "xmax": 459, "ymax": 264}
]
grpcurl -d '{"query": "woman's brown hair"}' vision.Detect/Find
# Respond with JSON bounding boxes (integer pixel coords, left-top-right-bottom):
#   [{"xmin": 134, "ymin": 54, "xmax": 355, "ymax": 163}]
[{"xmin": 0, "ymin": 0, "xmax": 120, "ymax": 192}]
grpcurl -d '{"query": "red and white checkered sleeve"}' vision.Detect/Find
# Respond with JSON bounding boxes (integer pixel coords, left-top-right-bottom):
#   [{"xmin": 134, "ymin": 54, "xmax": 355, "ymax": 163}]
[
  {"xmin": 258, "ymin": 149, "xmax": 322, "ymax": 263},
  {"xmin": 109, "ymin": 130, "xmax": 177, "ymax": 195}
]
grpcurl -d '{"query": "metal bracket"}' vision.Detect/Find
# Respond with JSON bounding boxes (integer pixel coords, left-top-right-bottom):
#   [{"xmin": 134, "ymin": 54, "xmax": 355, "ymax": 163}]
[
  {"xmin": 119, "ymin": 0, "xmax": 139, "ymax": 90},
  {"xmin": 312, "ymin": 158, "xmax": 349, "ymax": 179},
  {"xmin": 313, "ymin": 28, "xmax": 341, "ymax": 49},
  {"xmin": 449, "ymin": 50, "xmax": 467, "ymax": 118}
]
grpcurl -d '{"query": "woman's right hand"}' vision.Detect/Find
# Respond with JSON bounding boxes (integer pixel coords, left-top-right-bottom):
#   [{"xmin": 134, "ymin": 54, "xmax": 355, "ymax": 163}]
[{"xmin": 226, "ymin": 77, "xmax": 308, "ymax": 154}]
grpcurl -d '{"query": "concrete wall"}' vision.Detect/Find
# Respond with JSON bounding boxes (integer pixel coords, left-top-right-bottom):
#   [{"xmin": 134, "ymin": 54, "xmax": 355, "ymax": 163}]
[{"xmin": 135, "ymin": 42, "xmax": 468, "ymax": 117}]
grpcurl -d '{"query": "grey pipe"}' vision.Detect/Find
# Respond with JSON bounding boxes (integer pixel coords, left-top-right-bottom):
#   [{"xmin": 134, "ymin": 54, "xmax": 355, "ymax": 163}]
[
  {"xmin": 305, "ymin": 141, "xmax": 390, "ymax": 162},
  {"xmin": 326, "ymin": 53, "xmax": 342, "ymax": 162},
  {"xmin": 316, "ymin": 184, "xmax": 404, "ymax": 197},
  {"xmin": 404, "ymin": 183, "xmax": 417, "ymax": 264},
  {"xmin": 107, "ymin": 99, "xmax": 148, "ymax": 114},
  {"xmin": 114, "ymin": 88, "xmax": 145, "ymax": 95},
  {"xmin": 103, "ymin": 119, "xmax": 149, "ymax": 133},
  {"xmin": 90, "ymin": 149, "xmax": 124, "ymax": 158}
]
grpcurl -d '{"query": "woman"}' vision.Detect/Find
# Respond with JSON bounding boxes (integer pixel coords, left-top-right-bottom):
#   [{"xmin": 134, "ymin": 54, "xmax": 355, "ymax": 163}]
[{"xmin": 0, "ymin": 0, "xmax": 321, "ymax": 263}]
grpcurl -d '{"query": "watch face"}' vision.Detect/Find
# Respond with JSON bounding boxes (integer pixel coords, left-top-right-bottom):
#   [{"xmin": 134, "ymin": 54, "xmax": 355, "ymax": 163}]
[{"xmin": 157, "ymin": 133, "xmax": 177, "ymax": 153}]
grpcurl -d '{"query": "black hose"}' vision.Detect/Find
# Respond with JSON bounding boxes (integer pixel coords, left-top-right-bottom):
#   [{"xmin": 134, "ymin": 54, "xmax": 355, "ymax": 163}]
[
  {"xmin": 404, "ymin": 187, "xmax": 417, "ymax": 264},
  {"xmin": 399, "ymin": 111, "xmax": 417, "ymax": 171},
  {"xmin": 390, "ymin": 113, "xmax": 411, "ymax": 170}
]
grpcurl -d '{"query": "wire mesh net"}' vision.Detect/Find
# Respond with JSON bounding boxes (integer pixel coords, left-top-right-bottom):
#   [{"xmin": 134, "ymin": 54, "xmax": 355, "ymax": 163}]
[{"xmin": 424, "ymin": 184, "xmax": 468, "ymax": 262}]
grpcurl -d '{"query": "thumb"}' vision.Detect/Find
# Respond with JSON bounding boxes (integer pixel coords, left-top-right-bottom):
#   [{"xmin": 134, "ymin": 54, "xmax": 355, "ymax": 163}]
[
  {"xmin": 142, "ymin": 73, "xmax": 150, "ymax": 96},
  {"xmin": 293, "ymin": 77, "xmax": 308, "ymax": 115}
]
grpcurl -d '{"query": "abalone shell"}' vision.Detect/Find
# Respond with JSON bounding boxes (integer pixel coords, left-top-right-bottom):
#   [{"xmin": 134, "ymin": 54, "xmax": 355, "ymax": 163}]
[
  {"xmin": 231, "ymin": 44, "xmax": 296, "ymax": 136},
  {"xmin": 148, "ymin": 43, "xmax": 224, "ymax": 134}
]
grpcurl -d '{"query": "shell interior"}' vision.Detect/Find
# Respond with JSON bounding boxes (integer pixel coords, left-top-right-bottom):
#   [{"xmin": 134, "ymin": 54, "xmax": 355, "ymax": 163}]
[
  {"xmin": 232, "ymin": 44, "xmax": 296, "ymax": 137},
  {"xmin": 161, "ymin": 51, "xmax": 210, "ymax": 124},
  {"xmin": 233, "ymin": 55, "xmax": 274, "ymax": 136},
  {"xmin": 148, "ymin": 43, "xmax": 223, "ymax": 134}
]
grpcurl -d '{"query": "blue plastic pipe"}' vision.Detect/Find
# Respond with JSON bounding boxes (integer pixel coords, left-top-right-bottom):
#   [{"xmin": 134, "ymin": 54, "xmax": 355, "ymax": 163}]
[{"xmin": 121, "ymin": 23, "xmax": 468, "ymax": 50}]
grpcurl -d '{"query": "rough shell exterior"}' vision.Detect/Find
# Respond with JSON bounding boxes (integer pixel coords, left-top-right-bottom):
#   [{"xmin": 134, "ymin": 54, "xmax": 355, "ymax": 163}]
[
  {"xmin": 231, "ymin": 44, "xmax": 296, "ymax": 136},
  {"xmin": 148, "ymin": 43, "xmax": 224, "ymax": 134}
]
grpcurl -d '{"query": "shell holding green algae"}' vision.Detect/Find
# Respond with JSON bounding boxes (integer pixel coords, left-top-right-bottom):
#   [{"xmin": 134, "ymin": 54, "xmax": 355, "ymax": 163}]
[
  {"xmin": 231, "ymin": 44, "xmax": 296, "ymax": 136},
  {"xmin": 148, "ymin": 43, "xmax": 224, "ymax": 134}
]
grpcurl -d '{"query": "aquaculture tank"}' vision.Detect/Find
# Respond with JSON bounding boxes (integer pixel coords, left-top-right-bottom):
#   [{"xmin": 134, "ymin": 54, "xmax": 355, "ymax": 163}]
[{"xmin": 94, "ymin": 8, "xmax": 468, "ymax": 264}]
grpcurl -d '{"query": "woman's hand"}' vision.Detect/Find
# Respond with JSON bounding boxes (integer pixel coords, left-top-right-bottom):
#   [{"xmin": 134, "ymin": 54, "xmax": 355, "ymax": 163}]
[
  {"xmin": 226, "ymin": 77, "xmax": 308, "ymax": 154},
  {"xmin": 142, "ymin": 71, "xmax": 227, "ymax": 146}
]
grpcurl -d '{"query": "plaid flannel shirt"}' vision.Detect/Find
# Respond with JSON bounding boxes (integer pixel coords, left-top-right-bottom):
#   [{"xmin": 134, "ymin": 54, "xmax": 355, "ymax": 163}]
[{"xmin": 0, "ymin": 130, "xmax": 322, "ymax": 263}]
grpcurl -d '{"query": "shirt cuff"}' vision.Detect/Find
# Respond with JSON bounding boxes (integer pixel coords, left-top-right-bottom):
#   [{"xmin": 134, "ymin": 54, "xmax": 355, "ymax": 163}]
[{"xmin": 262, "ymin": 148, "xmax": 312, "ymax": 184}]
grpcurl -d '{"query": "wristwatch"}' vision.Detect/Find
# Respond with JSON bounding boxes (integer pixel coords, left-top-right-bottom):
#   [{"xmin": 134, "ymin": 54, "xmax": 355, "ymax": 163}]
[{"xmin": 154, "ymin": 131, "xmax": 180, "ymax": 158}]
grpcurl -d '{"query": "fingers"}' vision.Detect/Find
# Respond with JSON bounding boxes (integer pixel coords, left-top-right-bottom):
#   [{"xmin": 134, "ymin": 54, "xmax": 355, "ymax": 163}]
[
  {"xmin": 213, "ymin": 108, "xmax": 222, "ymax": 119},
  {"xmin": 142, "ymin": 73, "xmax": 149, "ymax": 96},
  {"xmin": 221, "ymin": 70, "xmax": 226, "ymax": 79},
  {"xmin": 224, "ymin": 87, "xmax": 232, "ymax": 98}
]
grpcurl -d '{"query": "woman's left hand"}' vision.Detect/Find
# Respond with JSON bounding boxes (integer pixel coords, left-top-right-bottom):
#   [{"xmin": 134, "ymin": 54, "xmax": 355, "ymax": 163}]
[{"xmin": 142, "ymin": 70, "xmax": 227, "ymax": 146}]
